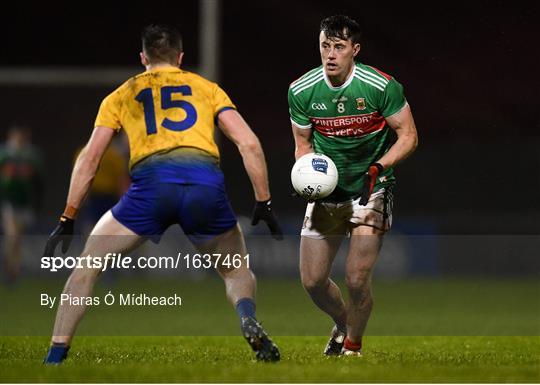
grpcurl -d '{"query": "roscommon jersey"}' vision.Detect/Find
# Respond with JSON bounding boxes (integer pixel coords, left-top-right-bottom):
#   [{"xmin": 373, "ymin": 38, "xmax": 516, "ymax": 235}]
[
  {"xmin": 95, "ymin": 66, "xmax": 235, "ymax": 170},
  {"xmin": 288, "ymin": 62, "xmax": 407, "ymax": 202}
]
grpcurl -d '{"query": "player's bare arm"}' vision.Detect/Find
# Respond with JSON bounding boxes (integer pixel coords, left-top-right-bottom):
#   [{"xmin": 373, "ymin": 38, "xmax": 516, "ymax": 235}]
[
  {"xmin": 218, "ymin": 109, "xmax": 270, "ymax": 202},
  {"xmin": 376, "ymin": 103, "xmax": 418, "ymax": 170},
  {"xmin": 291, "ymin": 124, "xmax": 313, "ymax": 160},
  {"xmin": 64, "ymin": 126, "xmax": 116, "ymax": 218}
]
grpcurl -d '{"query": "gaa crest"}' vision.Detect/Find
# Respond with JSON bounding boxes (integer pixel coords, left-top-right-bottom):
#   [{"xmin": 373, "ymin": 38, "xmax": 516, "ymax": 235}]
[{"xmin": 356, "ymin": 97, "xmax": 366, "ymax": 110}]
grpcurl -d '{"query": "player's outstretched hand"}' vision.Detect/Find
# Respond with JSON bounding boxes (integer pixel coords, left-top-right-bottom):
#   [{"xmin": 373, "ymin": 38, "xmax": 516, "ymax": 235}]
[
  {"xmin": 42, "ymin": 216, "xmax": 75, "ymax": 258},
  {"xmin": 251, "ymin": 199, "xmax": 284, "ymax": 240},
  {"xmin": 359, "ymin": 163, "xmax": 384, "ymax": 206}
]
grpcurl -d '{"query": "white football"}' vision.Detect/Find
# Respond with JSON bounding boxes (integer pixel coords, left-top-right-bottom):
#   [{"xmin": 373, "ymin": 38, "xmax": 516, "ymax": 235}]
[{"xmin": 291, "ymin": 153, "xmax": 338, "ymax": 200}]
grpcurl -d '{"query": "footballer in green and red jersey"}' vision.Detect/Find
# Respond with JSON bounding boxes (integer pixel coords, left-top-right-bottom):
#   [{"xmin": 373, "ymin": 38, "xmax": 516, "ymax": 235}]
[
  {"xmin": 288, "ymin": 62, "xmax": 407, "ymax": 202},
  {"xmin": 289, "ymin": 15, "xmax": 418, "ymax": 358}
]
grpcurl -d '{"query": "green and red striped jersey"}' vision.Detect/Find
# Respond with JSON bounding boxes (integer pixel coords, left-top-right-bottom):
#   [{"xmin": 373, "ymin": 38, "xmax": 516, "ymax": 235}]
[{"xmin": 288, "ymin": 62, "xmax": 407, "ymax": 201}]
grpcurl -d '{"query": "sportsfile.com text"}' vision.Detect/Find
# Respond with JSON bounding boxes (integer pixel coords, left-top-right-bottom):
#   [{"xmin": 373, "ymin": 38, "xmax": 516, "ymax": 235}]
[{"xmin": 41, "ymin": 253, "xmax": 250, "ymax": 272}]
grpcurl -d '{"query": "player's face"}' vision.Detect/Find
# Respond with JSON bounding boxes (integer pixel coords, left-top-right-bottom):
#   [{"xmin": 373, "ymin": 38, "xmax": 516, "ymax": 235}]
[{"xmin": 319, "ymin": 31, "xmax": 360, "ymax": 80}]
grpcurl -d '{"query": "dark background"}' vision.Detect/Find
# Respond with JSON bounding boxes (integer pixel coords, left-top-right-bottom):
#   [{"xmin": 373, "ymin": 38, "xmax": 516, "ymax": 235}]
[{"xmin": 1, "ymin": 0, "xmax": 538, "ymax": 235}]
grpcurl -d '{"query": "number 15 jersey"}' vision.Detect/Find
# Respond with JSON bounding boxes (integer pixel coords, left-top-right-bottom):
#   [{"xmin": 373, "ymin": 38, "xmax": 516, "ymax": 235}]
[{"xmin": 95, "ymin": 66, "xmax": 235, "ymax": 170}]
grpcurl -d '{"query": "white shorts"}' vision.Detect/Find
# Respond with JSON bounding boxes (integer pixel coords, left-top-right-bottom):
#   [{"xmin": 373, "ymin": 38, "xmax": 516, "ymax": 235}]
[{"xmin": 301, "ymin": 188, "xmax": 393, "ymax": 239}]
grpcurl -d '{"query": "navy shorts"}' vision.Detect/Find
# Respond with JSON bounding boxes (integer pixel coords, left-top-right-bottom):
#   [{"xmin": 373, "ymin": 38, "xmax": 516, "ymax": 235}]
[{"xmin": 111, "ymin": 182, "xmax": 237, "ymax": 244}]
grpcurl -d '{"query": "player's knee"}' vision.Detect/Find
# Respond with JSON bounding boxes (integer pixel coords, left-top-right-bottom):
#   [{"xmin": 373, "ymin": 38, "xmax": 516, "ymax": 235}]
[
  {"xmin": 345, "ymin": 268, "xmax": 371, "ymax": 292},
  {"xmin": 301, "ymin": 273, "xmax": 329, "ymax": 293}
]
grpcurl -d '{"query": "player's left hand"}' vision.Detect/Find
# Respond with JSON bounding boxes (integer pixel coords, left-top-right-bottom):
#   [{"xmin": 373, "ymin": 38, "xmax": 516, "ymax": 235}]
[
  {"xmin": 251, "ymin": 199, "xmax": 284, "ymax": 240},
  {"xmin": 42, "ymin": 215, "xmax": 75, "ymax": 259},
  {"xmin": 359, "ymin": 163, "xmax": 384, "ymax": 206}
]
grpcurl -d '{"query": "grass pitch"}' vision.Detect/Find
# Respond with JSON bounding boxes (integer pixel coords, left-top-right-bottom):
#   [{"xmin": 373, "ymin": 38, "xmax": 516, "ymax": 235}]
[
  {"xmin": 0, "ymin": 277, "xmax": 538, "ymax": 382},
  {"xmin": 1, "ymin": 336, "xmax": 539, "ymax": 382}
]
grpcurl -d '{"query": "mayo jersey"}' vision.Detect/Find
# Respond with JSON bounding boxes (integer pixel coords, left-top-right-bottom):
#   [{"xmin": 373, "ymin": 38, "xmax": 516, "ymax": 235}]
[
  {"xmin": 95, "ymin": 66, "xmax": 235, "ymax": 170},
  {"xmin": 288, "ymin": 62, "xmax": 407, "ymax": 202}
]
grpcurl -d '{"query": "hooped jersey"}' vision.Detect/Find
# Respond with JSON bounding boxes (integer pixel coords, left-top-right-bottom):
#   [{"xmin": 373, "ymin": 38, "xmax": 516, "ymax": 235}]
[
  {"xmin": 288, "ymin": 62, "xmax": 407, "ymax": 201},
  {"xmin": 95, "ymin": 66, "xmax": 235, "ymax": 170}
]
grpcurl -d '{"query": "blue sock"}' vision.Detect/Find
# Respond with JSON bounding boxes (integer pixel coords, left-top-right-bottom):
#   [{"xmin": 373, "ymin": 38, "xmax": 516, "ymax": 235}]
[
  {"xmin": 44, "ymin": 343, "xmax": 70, "ymax": 364},
  {"xmin": 235, "ymin": 297, "xmax": 256, "ymax": 319}
]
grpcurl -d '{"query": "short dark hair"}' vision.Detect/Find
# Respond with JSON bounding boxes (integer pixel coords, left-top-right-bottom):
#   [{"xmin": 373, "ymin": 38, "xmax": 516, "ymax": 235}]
[
  {"xmin": 141, "ymin": 24, "xmax": 183, "ymax": 64},
  {"xmin": 320, "ymin": 15, "xmax": 362, "ymax": 44}
]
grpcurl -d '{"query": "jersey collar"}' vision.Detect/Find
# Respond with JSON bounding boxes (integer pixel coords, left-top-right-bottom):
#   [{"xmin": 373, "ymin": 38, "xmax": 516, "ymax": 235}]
[
  {"xmin": 323, "ymin": 64, "xmax": 356, "ymax": 90},
  {"xmin": 145, "ymin": 66, "xmax": 182, "ymax": 74}
]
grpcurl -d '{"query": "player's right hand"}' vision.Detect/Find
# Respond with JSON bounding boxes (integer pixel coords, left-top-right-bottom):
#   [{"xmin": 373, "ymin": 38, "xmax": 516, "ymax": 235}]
[
  {"xmin": 251, "ymin": 200, "xmax": 284, "ymax": 241},
  {"xmin": 42, "ymin": 216, "xmax": 75, "ymax": 258}
]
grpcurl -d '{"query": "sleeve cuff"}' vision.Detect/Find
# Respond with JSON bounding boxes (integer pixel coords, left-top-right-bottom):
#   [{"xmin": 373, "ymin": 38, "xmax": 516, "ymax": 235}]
[
  {"xmin": 383, "ymin": 101, "xmax": 408, "ymax": 118},
  {"xmin": 290, "ymin": 118, "xmax": 312, "ymax": 129},
  {"xmin": 215, "ymin": 106, "xmax": 236, "ymax": 118}
]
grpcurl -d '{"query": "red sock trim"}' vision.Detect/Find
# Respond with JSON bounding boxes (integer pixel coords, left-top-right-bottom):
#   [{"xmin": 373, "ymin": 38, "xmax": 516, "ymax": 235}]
[{"xmin": 344, "ymin": 336, "xmax": 362, "ymax": 351}]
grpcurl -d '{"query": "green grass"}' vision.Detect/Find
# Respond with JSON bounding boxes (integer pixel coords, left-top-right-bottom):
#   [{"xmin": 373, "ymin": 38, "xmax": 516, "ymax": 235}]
[
  {"xmin": 0, "ymin": 277, "xmax": 539, "ymax": 382},
  {"xmin": 1, "ymin": 336, "xmax": 539, "ymax": 382}
]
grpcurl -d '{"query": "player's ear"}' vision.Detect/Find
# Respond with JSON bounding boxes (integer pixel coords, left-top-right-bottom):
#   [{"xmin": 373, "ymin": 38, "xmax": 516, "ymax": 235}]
[
  {"xmin": 140, "ymin": 52, "xmax": 149, "ymax": 66},
  {"xmin": 177, "ymin": 52, "xmax": 184, "ymax": 67},
  {"xmin": 353, "ymin": 43, "xmax": 361, "ymax": 58}
]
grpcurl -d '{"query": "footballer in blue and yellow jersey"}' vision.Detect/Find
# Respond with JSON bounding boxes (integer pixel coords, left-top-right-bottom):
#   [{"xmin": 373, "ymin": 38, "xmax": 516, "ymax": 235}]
[
  {"xmin": 95, "ymin": 66, "xmax": 239, "ymax": 242},
  {"xmin": 95, "ymin": 66, "xmax": 235, "ymax": 170}
]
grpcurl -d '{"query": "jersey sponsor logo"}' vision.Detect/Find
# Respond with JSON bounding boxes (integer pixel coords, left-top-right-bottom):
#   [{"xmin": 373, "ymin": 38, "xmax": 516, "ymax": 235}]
[
  {"xmin": 311, "ymin": 102, "xmax": 328, "ymax": 110},
  {"xmin": 310, "ymin": 112, "xmax": 385, "ymax": 138},
  {"xmin": 311, "ymin": 158, "xmax": 328, "ymax": 174},
  {"xmin": 356, "ymin": 97, "xmax": 366, "ymax": 110},
  {"xmin": 331, "ymin": 96, "xmax": 348, "ymax": 103}
]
